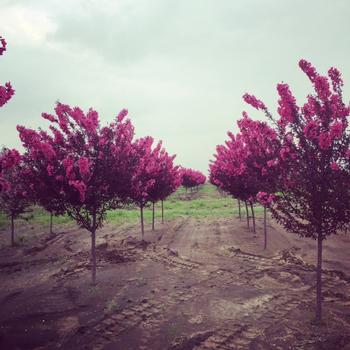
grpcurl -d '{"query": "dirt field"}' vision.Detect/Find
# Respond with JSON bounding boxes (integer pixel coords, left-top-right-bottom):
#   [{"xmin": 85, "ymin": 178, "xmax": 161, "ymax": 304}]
[{"xmin": 0, "ymin": 197, "xmax": 350, "ymax": 349}]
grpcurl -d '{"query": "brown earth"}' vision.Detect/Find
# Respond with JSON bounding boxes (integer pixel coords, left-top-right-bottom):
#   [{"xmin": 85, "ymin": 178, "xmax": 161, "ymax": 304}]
[{"xmin": 0, "ymin": 214, "xmax": 350, "ymax": 350}]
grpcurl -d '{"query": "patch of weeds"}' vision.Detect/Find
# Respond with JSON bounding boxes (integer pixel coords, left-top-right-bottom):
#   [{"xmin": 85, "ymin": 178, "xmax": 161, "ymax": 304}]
[
  {"xmin": 18, "ymin": 235, "xmax": 26, "ymax": 244},
  {"xmin": 88, "ymin": 286, "xmax": 100, "ymax": 295},
  {"xmin": 105, "ymin": 297, "xmax": 119, "ymax": 313}
]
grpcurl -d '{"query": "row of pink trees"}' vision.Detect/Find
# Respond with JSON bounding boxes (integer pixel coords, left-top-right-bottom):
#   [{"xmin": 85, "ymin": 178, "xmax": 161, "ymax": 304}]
[
  {"xmin": 210, "ymin": 59, "xmax": 350, "ymax": 322},
  {"xmin": 0, "ymin": 36, "xmax": 23, "ymax": 244},
  {"xmin": 130, "ymin": 137, "xmax": 181, "ymax": 239},
  {"xmin": 181, "ymin": 168, "xmax": 206, "ymax": 192},
  {"xmin": 15, "ymin": 103, "xmax": 181, "ymax": 284},
  {"xmin": 210, "ymin": 115, "xmax": 280, "ymax": 244},
  {"xmin": 0, "ymin": 149, "xmax": 31, "ymax": 246}
]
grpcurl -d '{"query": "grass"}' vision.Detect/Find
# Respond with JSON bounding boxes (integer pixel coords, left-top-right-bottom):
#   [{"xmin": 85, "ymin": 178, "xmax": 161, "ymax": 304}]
[{"xmin": 0, "ymin": 184, "xmax": 264, "ymax": 231}]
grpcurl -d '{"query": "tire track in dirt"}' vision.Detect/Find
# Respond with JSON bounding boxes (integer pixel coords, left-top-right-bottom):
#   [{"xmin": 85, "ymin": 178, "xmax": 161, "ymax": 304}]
[{"xmin": 77, "ymin": 286, "xmax": 203, "ymax": 350}]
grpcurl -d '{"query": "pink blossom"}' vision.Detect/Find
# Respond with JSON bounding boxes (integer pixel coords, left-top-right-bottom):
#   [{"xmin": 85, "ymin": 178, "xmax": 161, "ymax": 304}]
[
  {"xmin": 318, "ymin": 132, "xmax": 332, "ymax": 149},
  {"xmin": 267, "ymin": 160, "xmax": 276, "ymax": 167},
  {"xmin": 277, "ymin": 83, "xmax": 298, "ymax": 123},
  {"xmin": 78, "ymin": 157, "xmax": 90, "ymax": 177},
  {"xmin": 70, "ymin": 107, "xmax": 85, "ymax": 125},
  {"xmin": 314, "ymin": 76, "xmax": 331, "ymax": 100},
  {"xmin": 330, "ymin": 162, "xmax": 339, "ymax": 171},
  {"xmin": 328, "ymin": 67, "xmax": 343, "ymax": 91},
  {"xmin": 330, "ymin": 122, "xmax": 344, "ymax": 139},
  {"xmin": 302, "ymin": 95, "xmax": 318, "ymax": 118},
  {"xmin": 40, "ymin": 142, "xmax": 56, "ymax": 160},
  {"xmin": 42, "ymin": 113, "xmax": 57, "ymax": 123},
  {"xmin": 280, "ymin": 147, "xmax": 290, "ymax": 161},
  {"xmin": 303, "ymin": 120, "xmax": 320, "ymax": 139},
  {"xmin": 0, "ymin": 82, "xmax": 15, "ymax": 107},
  {"xmin": 69, "ymin": 180, "xmax": 87, "ymax": 202},
  {"xmin": 117, "ymin": 109, "xmax": 128, "ymax": 122},
  {"xmin": 55, "ymin": 103, "xmax": 71, "ymax": 134},
  {"xmin": 84, "ymin": 108, "xmax": 99, "ymax": 133},
  {"xmin": 0, "ymin": 36, "xmax": 7, "ymax": 55},
  {"xmin": 47, "ymin": 164, "xmax": 54, "ymax": 176},
  {"xmin": 243, "ymin": 93, "xmax": 266, "ymax": 110},
  {"xmin": 299, "ymin": 59, "xmax": 317, "ymax": 82},
  {"xmin": 62, "ymin": 157, "xmax": 75, "ymax": 179}
]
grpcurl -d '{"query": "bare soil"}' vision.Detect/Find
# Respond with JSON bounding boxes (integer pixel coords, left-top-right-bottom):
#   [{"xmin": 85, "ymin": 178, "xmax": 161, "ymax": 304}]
[{"xmin": 0, "ymin": 214, "xmax": 350, "ymax": 350}]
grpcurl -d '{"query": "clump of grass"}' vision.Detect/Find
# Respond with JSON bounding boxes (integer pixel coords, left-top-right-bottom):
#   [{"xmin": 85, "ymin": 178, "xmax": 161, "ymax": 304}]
[{"xmin": 0, "ymin": 184, "xmax": 264, "ymax": 233}]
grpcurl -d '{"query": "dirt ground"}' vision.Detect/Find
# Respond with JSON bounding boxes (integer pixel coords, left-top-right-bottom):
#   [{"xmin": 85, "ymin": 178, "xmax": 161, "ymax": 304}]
[{"xmin": 0, "ymin": 212, "xmax": 350, "ymax": 350}]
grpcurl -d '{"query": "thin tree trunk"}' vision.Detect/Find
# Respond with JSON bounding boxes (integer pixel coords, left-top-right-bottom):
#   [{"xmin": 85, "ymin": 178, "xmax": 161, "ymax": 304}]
[
  {"xmin": 263, "ymin": 207, "xmax": 267, "ymax": 249},
  {"xmin": 11, "ymin": 214, "xmax": 15, "ymax": 247},
  {"xmin": 140, "ymin": 205, "xmax": 144, "ymax": 240},
  {"xmin": 91, "ymin": 211, "xmax": 97, "ymax": 285},
  {"xmin": 50, "ymin": 212, "xmax": 53, "ymax": 235},
  {"xmin": 91, "ymin": 228, "xmax": 96, "ymax": 285},
  {"xmin": 245, "ymin": 201, "xmax": 250, "ymax": 228},
  {"xmin": 161, "ymin": 200, "xmax": 164, "ymax": 224},
  {"xmin": 250, "ymin": 202, "xmax": 256, "ymax": 234},
  {"xmin": 316, "ymin": 232, "xmax": 323, "ymax": 322},
  {"xmin": 238, "ymin": 199, "xmax": 241, "ymax": 220},
  {"xmin": 152, "ymin": 202, "xmax": 155, "ymax": 231}
]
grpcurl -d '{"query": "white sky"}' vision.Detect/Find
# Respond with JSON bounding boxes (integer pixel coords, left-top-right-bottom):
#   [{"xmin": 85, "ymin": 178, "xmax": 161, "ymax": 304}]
[{"xmin": 1, "ymin": 0, "xmax": 350, "ymax": 174}]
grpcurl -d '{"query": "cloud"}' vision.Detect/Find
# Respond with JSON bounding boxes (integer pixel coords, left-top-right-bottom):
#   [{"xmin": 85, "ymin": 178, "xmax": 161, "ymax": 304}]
[{"xmin": 0, "ymin": 4, "xmax": 57, "ymax": 46}]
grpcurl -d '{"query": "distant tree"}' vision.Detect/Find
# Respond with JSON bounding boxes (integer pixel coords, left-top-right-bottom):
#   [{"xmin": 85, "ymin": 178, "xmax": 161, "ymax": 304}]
[
  {"xmin": 243, "ymin": 59, "xmax": 350, "ymax": 322},
  {"xmin": 130, "ymin": 137, "xmax": 161, "ymax": 240},
  {"xmin": 209, "ymin": 132, "xmax": 260, "ymax": 232},
  {"xmin": 17, "ymin": 103, "xmax": 136, "ymax": 284},
  {"xmin": 148, "ymin": 150, "xmax": 181, "ymax": 228},
  {"xmin": 181, "ymin": 168, "xmax": 206, "ymax": 193},
  {"xmin": 237, "ymin": 114, "xmax": 281, "ymax": 247},
  {"xmin": 0, "ymin": 148, "xmax": 31, "ymax": 246},
  {"xmin": 0, "ymin": 148, "xmax": 21, "ymax": 192}
]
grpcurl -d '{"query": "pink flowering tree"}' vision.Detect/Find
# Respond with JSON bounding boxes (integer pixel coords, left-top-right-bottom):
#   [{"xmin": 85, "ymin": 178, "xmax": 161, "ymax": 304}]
[
  {"xmin": 209, "ymin": 132, "xmax": 261, "ymax": 232},
  {"xmin": 0, "ymin": 36, "xmax": 15, "ymax": 108},
  {"xmin": 29, "ymin": 174, "xmax": 66, "ymax": 234},
  {"xmin": 17, "ymin": 103, "xmax": 137, "ymax": 284},
  {"xmin": 148, "ymin": 150, "xmax": 181, "ymax": 229},
  {"xmin": 243, "ymin": 59, "xmax": 350, "ymax": 322},
  {"xmin": 130, "ymin": 137, "xmax": 163, "ymax": 240},
  {"xmin": 181, "ymin": 168, "xmax": 206, "ymax": 193},
  {"xmin": 0, "ymin": 148, "xmax": 31, "ymax": 246},
  {"xmin": 237, "ymin": 114, "xmax": 281, "ymax": 247},
  {"xmin": 0, "ymin": 148, "xmax": 21, "ymax": 192}
]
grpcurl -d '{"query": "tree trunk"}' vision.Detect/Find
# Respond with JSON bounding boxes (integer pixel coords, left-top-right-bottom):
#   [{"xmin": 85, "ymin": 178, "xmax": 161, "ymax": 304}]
[
  {"xmin": 263, "ymin": 207, "xmax": 267, "ymax": 250},
  {"xmin": 50, "ymin": 212, "xmax": 53, "ymax": 235},
  {"xmin": 91, "ymin": 228, "xmax": 96, "ymax": 285},
  {"xmin": 11, "ymin": 214, "xmax": 15, "ymax": 247},
  {"xmin": 250, "ymin": 202, "xmax": 256, "ymax": 234},
  {"xmin": 152, "ymin": 202, "xmax": 155, "ymax": 231},
  {"xmin": 91, "ymin": 211, "xmax": 97, "ymax": 285},
  {"xmin": 161, "ymin": 200, "xmax": 164, "ymax": 224},
  {"xmin": 245, "ymin": 201, "xmax": 250, "ymax": 228},
  {"xmin": 238, "ymin": 199, "xmax": 241, "ymax": 220},
  {"xmin": 316, "ymin": 232, "xmax": 323, "ymax": 322},
  {"xmin": 140, "ymin": 205, "xmax": 144, "ymax": 240}
]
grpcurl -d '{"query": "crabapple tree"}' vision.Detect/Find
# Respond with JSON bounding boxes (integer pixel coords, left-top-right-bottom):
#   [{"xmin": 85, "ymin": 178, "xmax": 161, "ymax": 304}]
[
  {"xmin": 17, "ymin": 103, "xmax": 137, "ymax": 284},
  {"xmin": 0, "ymin": 148, "xmax": 31, "ymax": 246},
  {"xmin": 244, "ymin": 59, "xmax": 350, "ymax": 322}
]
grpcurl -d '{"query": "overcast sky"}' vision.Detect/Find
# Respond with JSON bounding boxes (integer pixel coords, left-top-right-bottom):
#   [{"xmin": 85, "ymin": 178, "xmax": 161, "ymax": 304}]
[{"xmin": 1, "ymin": 0, "xmax": 350, "ymax": 174}]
